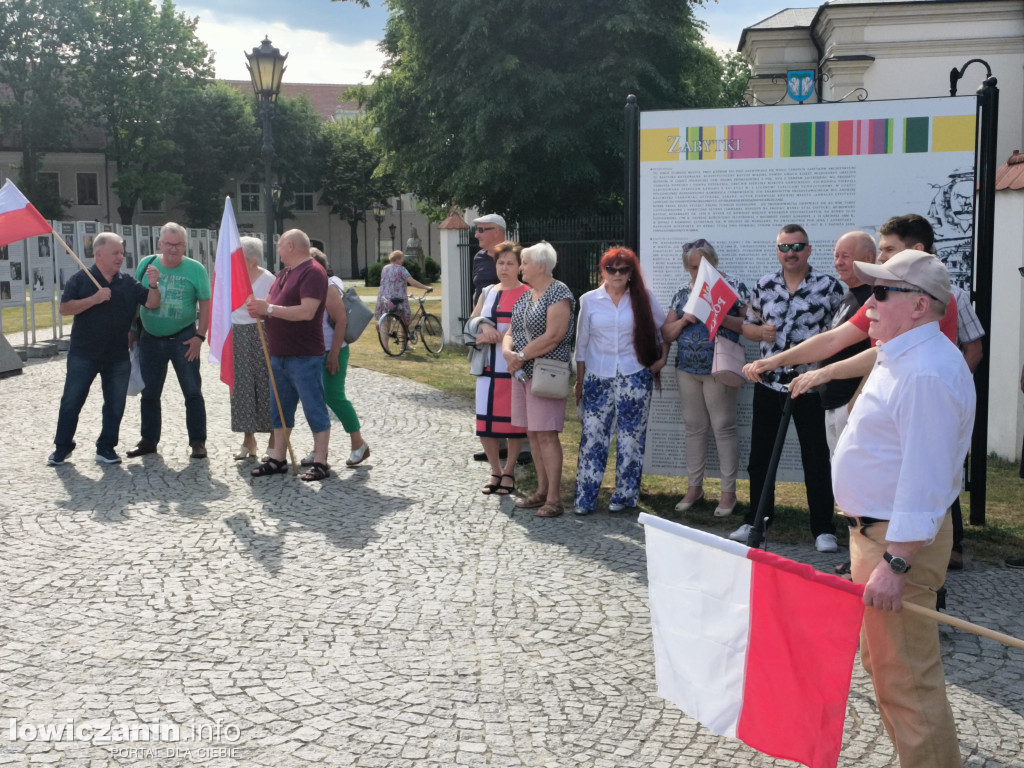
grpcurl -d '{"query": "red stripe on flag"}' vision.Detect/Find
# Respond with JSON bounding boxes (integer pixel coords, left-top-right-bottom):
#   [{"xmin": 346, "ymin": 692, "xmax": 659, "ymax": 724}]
[
  {"xmin": 219, "ymin": 328, "xmax": 235, "ymax": 389},
  {"xmin": 737, "ymin": 549, "xmax": 864, "ymax": 768},
  {"xmin": 0, "ymin": 206, "xmax": 52, "ymax": 249}
]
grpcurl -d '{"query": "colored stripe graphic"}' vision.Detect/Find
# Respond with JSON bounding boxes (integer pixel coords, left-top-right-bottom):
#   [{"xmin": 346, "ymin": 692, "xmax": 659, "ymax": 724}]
[
  {"xmin": 783, "ymin": 120, "xmax": 893, "ymax": 157},
  {"xmin": 725, "ymin": 124, "xmax": 772, "ymax": 159},
  {"xmin": 685, "ymin": 126, "xmax": 718, "ymax": 160},
  {"xmin": 640, "ymin": 128, "xmax": 679, "ymax": 162},
  {"xmin": 931, "ymin": 115, "xmax": 975, "ymax": 152},
  {"xmin": 903, "ymin": 116, "xmax": 929, "ymax": 153}
]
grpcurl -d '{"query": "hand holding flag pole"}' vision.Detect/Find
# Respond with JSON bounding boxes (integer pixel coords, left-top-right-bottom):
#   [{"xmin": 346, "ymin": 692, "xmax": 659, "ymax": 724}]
[{"xmin": 208, "ymin": 197, "xmax": 298, "ymax": 474}]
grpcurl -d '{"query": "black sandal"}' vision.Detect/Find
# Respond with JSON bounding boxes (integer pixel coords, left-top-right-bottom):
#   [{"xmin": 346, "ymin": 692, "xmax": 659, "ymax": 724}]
[
  {"xmin": 481, "ymin": 473, "xmax": 501, "ymax": 495},
  {"xmin": 494, "ymin": 473, "xmax": 515, "ymax": 496},
  {"xmin": 300, "ymin": 462, "xmax": 330, "ymax": 482},
  {"xmin": 252, "ymin": 457, "xmax": 288, "ymax": 477}
]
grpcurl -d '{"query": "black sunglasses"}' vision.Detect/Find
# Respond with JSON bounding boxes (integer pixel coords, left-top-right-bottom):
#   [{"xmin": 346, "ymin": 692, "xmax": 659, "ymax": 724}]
[
  {"xmin": 871, "ymin": 285, "xmax": 929, "ymax": 302},
  {"xmin": 604, "ymin": 265, "xmax": 631, "ymax": 275},
  {"xmin": 777, "ymin": 242, "xmax": 808, "ymax": 253},
  {"xmin": 682, "ymin": 238, "xmax": 708, "ymax": 253}
]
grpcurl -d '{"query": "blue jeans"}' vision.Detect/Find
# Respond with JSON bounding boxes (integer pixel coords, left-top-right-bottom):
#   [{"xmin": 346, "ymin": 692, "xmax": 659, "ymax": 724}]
[
  {"xmin": 270, "ymin": 355, "xmax": 331, "ymax": 433},
  {"xmin": 53, "ymin": 352, "xmax": 131, "ymax": 452},
  {"xmin": 138, "ymin": 327, "xmax": 206, "ymax": 445}
]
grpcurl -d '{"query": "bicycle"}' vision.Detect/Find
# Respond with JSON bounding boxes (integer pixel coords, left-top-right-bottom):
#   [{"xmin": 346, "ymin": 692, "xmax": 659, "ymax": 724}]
[{"xmin": 377, "ymin": 290, "xmax": 444, "ymax": 357}]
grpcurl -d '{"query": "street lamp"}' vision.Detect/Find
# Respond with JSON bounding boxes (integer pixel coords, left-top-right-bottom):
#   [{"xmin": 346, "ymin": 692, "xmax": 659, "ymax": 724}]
[
  {"xmin": 371, "ymin": 201, "xmax": 387, "ymax": 260},
  {"xmin": 246, "ymin": 36, "xmax": 287, "ymax": 269}
]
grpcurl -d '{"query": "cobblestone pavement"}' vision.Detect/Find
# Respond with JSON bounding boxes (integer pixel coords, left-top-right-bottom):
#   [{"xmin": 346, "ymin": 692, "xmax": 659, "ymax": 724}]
[{"xmin": 1, "ymin": 354, "xmax": 1022, "ymax": 768}]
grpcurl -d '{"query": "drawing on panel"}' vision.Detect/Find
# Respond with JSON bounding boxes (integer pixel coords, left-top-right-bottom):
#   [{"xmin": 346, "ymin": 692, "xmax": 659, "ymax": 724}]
[
  {"xmin": 10, "ymin": 263, "xmax": 22, "ymax": 281},
  {"xmin": 0, "ymin": 282, "xmax": 10, "ymax": 300},
  {"xmin": 928, "ymin": 168, "xmax": 973, "ymax": 288}
]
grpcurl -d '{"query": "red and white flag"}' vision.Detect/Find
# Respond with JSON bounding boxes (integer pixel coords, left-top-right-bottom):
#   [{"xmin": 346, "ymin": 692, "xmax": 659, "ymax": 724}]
[
  {"xmin": 0, "ymin": 179, "xmax": 52, "ymax": 249},
  {"xmin": 681, "ymin": 257, "xmax": 741, "ymax": 339},
  {"xmin": 208, "ymin": 197, "xmax": 253, "ymax": 391},
  {"xmin": 640, "ymin": 514, "xmax": 865, "ymax": 768}
]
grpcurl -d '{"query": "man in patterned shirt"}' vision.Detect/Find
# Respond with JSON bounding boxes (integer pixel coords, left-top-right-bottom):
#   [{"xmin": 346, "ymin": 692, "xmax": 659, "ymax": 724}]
[{"xmin": 731, "ymin": 224, "xmax": 843, "ymax": 551}]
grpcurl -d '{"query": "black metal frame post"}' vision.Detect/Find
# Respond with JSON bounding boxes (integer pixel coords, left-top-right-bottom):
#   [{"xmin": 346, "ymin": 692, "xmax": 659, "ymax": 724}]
[
  {"xmin": 259, "ymin": 98, "xmax": 276, "ymax": 270},
  {"xmin": 951, "ymin": 61, "xmax": 998, "ymax": 526},
  {"xmin": 624, "ymin": 95, "xmax": 639, "ymax": 253}
]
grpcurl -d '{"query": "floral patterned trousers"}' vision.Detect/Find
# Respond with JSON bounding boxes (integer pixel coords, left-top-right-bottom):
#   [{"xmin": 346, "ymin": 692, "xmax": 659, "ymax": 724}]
[{"xmin": 574, "ymin": 368, "xmax": 653, "ymax": 512}]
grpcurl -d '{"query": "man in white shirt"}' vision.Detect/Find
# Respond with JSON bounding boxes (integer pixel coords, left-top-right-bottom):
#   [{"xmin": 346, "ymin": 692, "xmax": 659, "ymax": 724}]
[{"xmin": 832, "ymin": 249, "xmax": 975, "ymax": 768}]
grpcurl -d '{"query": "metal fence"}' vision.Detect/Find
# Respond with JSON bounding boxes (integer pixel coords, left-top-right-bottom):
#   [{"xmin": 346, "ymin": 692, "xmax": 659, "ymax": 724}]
[{"xmin": 458, "ymin": 215, "xmax": 626, "ymax": 322}]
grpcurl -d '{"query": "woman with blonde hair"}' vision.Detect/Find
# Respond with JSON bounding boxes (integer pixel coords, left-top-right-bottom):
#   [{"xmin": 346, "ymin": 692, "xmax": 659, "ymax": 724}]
[{"xmin": 374, "ymin": 250, "xmax": 431, "ymax": 325}]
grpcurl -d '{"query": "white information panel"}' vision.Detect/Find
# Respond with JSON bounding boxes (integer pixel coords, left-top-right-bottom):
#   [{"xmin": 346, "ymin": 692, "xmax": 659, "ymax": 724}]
[
  {"xmin": 0, "ymin": 241, "xmax": 27, "ymax": 307},
  {"xmin": 640, "ymin": 96, "xmax": 976, "ymax": 479}
]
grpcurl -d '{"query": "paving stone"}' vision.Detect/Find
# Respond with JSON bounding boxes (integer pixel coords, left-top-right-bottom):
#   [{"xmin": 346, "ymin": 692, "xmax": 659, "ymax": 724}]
[{"xmin": 0, "ymin": 352, "xmax": 1021, "ymax": 766}]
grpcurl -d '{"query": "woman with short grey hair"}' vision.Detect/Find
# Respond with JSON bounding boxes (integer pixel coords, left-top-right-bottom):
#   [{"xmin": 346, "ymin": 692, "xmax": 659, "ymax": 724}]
[
  {"xmin": 501, "ymin": 241, "xmax": 575, "ymax": 518},
  {"xmin": 230, "ymin": 236, "xmax": 275, "ymax": 459}
]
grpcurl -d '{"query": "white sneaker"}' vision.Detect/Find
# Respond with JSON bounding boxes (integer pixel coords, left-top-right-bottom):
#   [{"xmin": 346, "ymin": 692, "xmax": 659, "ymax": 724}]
[
  {"xmin": 608, "ymin": 502, "xmax": 627, "ymax": 512},
  {"xmin": 729, "ymin": 524, "xmax": 752, "ymax": 542},
  {"xmin": 573, "ymin": 507, "xmax": 592, "ymax": 516},
  {"xmin": 815, "ymin": 533, "xmax": 839, "ymax": 553}
]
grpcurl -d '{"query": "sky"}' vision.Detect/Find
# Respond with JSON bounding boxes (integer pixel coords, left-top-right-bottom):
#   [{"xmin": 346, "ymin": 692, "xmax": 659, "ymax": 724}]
[{"xmin": 176, "ymin": 0, "xmax": 784, "ymax": 85}]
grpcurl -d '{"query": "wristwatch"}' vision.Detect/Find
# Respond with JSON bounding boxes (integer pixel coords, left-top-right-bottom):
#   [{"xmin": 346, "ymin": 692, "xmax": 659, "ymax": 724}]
[
  {"xmin": 883, "ymin": 552, "xmax": 911, "ymax": 574},
  {"xmin": 266, "ymin": 304, "xmax": 275, "ymax": 316},
  {"xmin": 517, "ymin": 350, "xmax": 526, "ymax": 361}
]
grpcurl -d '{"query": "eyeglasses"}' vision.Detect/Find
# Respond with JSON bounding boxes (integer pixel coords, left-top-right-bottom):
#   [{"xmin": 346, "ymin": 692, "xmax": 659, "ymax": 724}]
[
  {"xmin": 475, "ymin": 226, "xmax": 497, "ymax": 233},
  {"xmin": 682, "ymin": 238, "xmax": 708, "ymax": 254},
  {"xmin": 604, "ymin": 265, "xmax": 631, "ymax": 275},
  {"xmin": 161, "ymin": 241, "xmax": 186, "ymax": 250},
  {"xmin": 871, "ymin": 285, "xmax": 929, "ymax": 301},
  {"xmin": 776, "ymin": 242, "xmax": 808, "ymax": 253}
]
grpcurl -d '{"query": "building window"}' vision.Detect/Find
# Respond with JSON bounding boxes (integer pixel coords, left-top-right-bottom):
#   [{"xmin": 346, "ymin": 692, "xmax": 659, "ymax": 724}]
[
  {"xmin": 38, "ymin": 172, "xmax": 60, "ymax": 200},
  {"xmin": 291, "ymin": 183, "xmax": 316, "ymax": 212},
  {"xmin": 76, "ymin": 172, "xmax": 99, "ymax": 205},
  {"xmin": 140, "ymin": 197, "xmax": 165, "ymax": 213},
  {"xmin": 239, "ymin": 183, "xmax": 262, "ymax": 213}
]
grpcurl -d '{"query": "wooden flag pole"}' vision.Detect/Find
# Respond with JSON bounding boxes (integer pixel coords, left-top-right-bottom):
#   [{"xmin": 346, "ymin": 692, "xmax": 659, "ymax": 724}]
[
  {"xmin": 901, "ymin": 602, "xmax": 1024, "ymax": 652},
  {"xmin": 253, "ymin": 307, "xmax": 298, "ymax": 474},
  {"xmin": 51, "ymin": 228, "xmax": 101, "ymax": 290}
]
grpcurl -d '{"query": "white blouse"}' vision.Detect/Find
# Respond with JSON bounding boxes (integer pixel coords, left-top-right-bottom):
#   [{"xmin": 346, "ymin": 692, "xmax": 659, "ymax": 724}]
[
  {"xmin": 575, "ymin": 284, "xmax": 666, "ymax": 378},
  {"xmin": 231, "ymin": 269, "xmax": 274, "ymax": 325}
]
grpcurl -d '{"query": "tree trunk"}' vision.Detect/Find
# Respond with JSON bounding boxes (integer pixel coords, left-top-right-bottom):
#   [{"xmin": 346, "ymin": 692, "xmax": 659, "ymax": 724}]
[{"xmin": 348, "ymin": 214, "xmax": 360, "ymax": 280}]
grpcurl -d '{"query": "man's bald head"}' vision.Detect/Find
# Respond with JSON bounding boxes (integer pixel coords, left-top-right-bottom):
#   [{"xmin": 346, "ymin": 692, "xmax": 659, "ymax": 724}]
[
  {"xmin": 834, "ymin": 231, "xmax": 877, "ymax": 288},
  {"xmin": 277, "ymin": 229, "xmax": 312, "ymax": 268}
]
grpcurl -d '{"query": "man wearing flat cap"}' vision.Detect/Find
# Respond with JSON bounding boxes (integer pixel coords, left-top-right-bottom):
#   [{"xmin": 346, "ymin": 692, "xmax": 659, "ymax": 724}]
[
  {"xmin": 832, "ymin": 249, "xmax": 975, "ymax": 768},
  {"xmin": 470, "ymin": 213, "xmax": 506, "ymax": 306}
]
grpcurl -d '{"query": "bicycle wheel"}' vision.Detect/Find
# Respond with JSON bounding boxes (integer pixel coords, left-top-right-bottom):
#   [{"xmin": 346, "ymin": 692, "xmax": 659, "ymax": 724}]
[
  {"xmin": 421, "ymin": 314, "xmax": 444, "ymax": 354},
  {"xmin": 378, "ymin": 312, "xmax": 408, "ymax": 356}
]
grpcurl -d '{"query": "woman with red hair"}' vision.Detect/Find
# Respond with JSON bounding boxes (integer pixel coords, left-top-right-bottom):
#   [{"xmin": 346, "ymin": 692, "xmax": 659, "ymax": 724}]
[{"xmin": 572, "ymin": 247, "xmax": 668, "ymax": 515}]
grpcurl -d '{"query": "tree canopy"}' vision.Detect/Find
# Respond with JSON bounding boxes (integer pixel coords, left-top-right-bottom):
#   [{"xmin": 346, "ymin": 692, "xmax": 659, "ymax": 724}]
[{"xmin": 366, "ymin": 0, "xmax": 729, "ymax": 220}]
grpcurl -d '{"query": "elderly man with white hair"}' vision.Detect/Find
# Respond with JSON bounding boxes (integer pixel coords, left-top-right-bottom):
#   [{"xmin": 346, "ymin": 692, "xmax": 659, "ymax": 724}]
[{"xmin": 832, "ymin": 249, "xmax": 975, "ymax": 768}]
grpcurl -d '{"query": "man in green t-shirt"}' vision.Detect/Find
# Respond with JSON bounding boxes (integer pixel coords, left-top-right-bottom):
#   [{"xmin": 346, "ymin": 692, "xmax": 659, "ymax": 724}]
[{"xmin": 127, "ymin": 222, "xmax": 212, "ymax": 459}]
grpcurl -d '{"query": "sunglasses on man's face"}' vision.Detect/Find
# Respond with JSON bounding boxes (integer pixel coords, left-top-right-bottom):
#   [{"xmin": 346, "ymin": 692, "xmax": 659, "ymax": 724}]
[
  {"xmin": 776, "ymin": 242, "xmax": 808, "ymax": 253},
  {"xmin": 871, "ymin": 285, "xmax": 928, "ymax": 302},
  {"xmin": 475, "ymin": 226, "xmax": 497, "ymax": 233},
  {"xmin": 604, "ymin": 265, "xmax": 631, "ymax": 275}
]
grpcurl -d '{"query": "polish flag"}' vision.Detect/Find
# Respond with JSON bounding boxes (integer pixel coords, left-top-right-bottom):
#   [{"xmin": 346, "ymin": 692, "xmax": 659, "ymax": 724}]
[
  {"xmin": 640, "ymin": 514, "xmax": 865, "ymax": 768},
  {"xmin": 681, "ymin": 256, "xmax": 741, "ymax": 339},
  {"xmin": 208, "ymin": 198, "xmax": 253, "ymax": 390},
  {"xmin": 0, "ymin": 179, "xmax": 52, "ymax": 248}
]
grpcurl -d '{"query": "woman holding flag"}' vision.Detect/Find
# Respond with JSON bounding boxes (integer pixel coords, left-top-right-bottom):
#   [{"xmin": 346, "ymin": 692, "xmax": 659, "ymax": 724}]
[
  {"xmin": 662, "ymin": 239, "xmax": 745, "ymax": 517},
  {"xmin": 572, "ymin": 247, "xmax": 668, "ymax": 516}
]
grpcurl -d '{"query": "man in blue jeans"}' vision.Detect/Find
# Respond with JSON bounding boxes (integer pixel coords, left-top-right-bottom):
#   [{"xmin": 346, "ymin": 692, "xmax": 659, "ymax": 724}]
[
  {"xmin": 128, "ymin": 222, "xmax": 212, "ymax": 459},
  {"xmin": 49, "ymin": 232, "xmax": 161, "ymax": 465}
]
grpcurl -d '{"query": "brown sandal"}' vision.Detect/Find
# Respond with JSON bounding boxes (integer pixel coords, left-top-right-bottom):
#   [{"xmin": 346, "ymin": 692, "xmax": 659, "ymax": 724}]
[
  {"xmin": 535, "ymin": 503, "xmax": 563, "ymax": 518},
  {"xmin": 515, "ymin": 492, "xmax": 546, "ymax": 509}
]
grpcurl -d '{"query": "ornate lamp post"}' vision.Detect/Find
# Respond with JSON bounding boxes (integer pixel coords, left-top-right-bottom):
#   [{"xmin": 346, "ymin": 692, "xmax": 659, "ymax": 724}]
[
  {"xmin": 388, "ymin": 223, "xmax": 397, "ymax": 254},
  {"xmin": 371, "ymin": 201, "xmax": 387, "ymax": 260},
  {"xmin": 246, "ymin": 37, "xmax": 287, "ymax": 269}
]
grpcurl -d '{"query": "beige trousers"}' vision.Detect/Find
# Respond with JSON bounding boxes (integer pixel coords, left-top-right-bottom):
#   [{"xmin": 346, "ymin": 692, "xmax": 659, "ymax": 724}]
[
  {"xmin": 675, "ymin": 369, "xmax": 739, "ymax": 492},
  {"xmin": 850, "ymin": 513, "xmax": 962, "ymax": 768}
]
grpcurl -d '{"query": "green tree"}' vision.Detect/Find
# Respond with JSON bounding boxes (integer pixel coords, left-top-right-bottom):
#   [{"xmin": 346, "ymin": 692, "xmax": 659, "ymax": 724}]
[
  {"xmin": 266, "ymin": 96, "xmax": 323, "ymax": 234},
  {"xmin": 0, "ymin": 0, "xmax": 88, "ymax": 218},
  {"xmin": 81, "ymin": 0, "xmax": 212, "ymax": 224},
  {"xmin": 366, "ymin": 0, "xmax": 723, "ymax": 220},
  {"xmin": 718, "ymin": 51, "xmax": 752, "ymax": 108},
  {"xmin": 316, "ymin": 116, "xmax": 400, "ymax": 277},
  {"xmin": 170, "ymin": 82, "xmax": 259, "ymax": 228}
]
